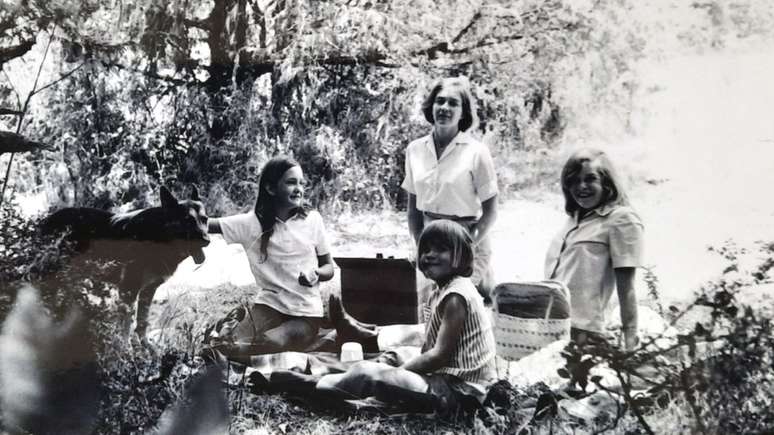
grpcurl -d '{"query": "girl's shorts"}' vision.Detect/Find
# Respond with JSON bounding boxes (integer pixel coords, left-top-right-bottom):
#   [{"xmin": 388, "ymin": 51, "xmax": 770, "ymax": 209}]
[
  {"xmin": 424, "ymin": 373, "xmax": 488, "ymax": 419},
  {"xmin": 205, "ymin": 303, "xmax": 322, "ymax": 352}
]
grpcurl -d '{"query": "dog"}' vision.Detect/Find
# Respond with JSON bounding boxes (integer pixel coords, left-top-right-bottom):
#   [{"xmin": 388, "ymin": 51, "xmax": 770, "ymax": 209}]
[{"xmin": 40, "ymin": 186, "xmax": 210, "ymax": 337}]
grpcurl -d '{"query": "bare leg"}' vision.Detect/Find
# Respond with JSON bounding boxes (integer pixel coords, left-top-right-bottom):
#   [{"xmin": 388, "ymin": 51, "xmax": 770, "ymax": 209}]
[
  {"xmin": 316, "ymin": 361, "xmax": 429, "ymax": 401},
  {"xmin": 262, "ymin": 318, "xmax": 318, "ymax": 352},
  {"xmin": 213, "ymin": 305, "xmax": 319, "ymax": 360}
]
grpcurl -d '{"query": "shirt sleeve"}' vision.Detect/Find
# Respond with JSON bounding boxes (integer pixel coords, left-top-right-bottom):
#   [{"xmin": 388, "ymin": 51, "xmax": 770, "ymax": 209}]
[
  {"xmin": 472, "ymin": 144, "xmax": 499, "ymax": 202},
  {"xmin": 218, "ymin": 212, "xmax": 258, "ymax": 247},
  {"xmin": 311, "ymin": 211, "xmax": 331, "ymax": 256},
  {"xmin": 609, "ymin": 208, "xmax": 644, "ymax": 269},
  {"xmin": 400, "ymin": 141, "xmax": 416, "ymax": 194}
]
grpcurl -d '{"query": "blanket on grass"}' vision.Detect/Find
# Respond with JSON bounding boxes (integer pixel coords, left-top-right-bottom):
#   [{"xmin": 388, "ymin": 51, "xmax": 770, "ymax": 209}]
[{"xmin": 211, "ymin": 305, "xmax": 676, "ymax": 422}]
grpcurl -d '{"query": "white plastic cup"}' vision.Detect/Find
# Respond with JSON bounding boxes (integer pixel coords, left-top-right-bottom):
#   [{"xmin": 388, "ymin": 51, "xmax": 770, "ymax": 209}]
[{"xmin": 340, "ymin": 341, "xmax": 364, "ymax": 362}]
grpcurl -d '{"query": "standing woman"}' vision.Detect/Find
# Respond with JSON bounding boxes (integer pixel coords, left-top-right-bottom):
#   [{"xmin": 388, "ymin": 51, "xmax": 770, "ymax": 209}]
[{"xmin": 402, "ymin": 77, "xmax": 499, "ymax": 300}]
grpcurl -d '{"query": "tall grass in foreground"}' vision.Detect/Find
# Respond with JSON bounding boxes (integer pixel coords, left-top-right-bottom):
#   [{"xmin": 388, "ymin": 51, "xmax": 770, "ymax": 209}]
[{"xmin": 2, "ymin": 197, "xmax": 773, "ymax": 433}]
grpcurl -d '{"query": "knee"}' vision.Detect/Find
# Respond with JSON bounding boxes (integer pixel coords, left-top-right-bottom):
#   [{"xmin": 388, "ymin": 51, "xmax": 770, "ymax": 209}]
[{"xmin": 265, "ymin": 322, "xmax": 317, "ymax": 350}]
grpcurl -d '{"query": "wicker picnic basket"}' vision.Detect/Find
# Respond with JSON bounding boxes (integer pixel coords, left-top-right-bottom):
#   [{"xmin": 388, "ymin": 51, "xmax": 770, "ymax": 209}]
[{"xmin": 492, "ymin": 280, "xmax": 571, "ymax": 361}]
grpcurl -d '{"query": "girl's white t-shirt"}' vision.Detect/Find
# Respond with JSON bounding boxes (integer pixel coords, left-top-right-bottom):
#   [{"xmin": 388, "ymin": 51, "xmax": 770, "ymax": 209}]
[{"xmin": 219, "ymin": 210, "xmax": 330, "ymax": 318}]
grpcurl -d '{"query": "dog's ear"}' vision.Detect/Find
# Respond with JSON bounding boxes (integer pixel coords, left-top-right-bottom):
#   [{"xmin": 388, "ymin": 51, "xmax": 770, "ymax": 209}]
[
  {"xmin": 191, "ymin": 185, "xmax": 200, "ymax": 201},
  {"xmin": 160, "ymin": 186, "xmax": 178, "ymax": 208}
]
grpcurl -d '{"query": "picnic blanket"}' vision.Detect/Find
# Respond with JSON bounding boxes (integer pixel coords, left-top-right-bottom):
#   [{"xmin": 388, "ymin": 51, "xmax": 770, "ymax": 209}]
[
  {"xmin": 208, "ymin": 304, "xmax": 683, "ymax": 425},
  {"xmin": 214, "ymin": 324, "xmax": 425, "ymax": 409},
  {"xmin": 216, "ymin": 326, "xmax": 443, "ymax": 416}
]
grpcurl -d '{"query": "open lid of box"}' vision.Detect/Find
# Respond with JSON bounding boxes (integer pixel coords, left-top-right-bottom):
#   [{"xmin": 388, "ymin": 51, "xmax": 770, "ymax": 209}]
[{"xmin": 334, "ymin": 256, "xmax": 414, "ymax": 270}]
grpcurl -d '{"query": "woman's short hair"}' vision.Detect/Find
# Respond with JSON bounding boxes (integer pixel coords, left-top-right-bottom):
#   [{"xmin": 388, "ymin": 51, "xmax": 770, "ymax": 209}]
[
  {"xmin": 417, "ymin": 220, "xmax": 475, "ymax": 278},
  {"xmin": 421, "ymin": 77, "xmax": 477, "ymax": 132},
  {"xmin": 560, "ymin": 148, "xmax": 630, "ymax": 215}
]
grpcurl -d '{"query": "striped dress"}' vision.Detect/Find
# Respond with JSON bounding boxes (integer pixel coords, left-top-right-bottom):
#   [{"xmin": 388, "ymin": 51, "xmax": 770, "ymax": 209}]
[{"xmin": 422, "ymin": 276, "xmax": 497, "ymax": 384}]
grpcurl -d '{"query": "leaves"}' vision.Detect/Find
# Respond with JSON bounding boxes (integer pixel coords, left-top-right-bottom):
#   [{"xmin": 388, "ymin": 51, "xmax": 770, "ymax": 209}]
[
  {"xmin": 556, "ymin": 239, "xmax": 774, "ymax": 433},
  {"xmin": 0, "ymin": 286, "xmax": 99, "ymax": 435},
  {"xmin": 154, "ymin": 367, "xmax": 229, "ymax": 435}
]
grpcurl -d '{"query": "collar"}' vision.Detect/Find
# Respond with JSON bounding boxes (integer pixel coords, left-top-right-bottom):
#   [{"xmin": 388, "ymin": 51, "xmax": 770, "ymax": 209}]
[
  {"xmin": 255, "ymin": 207, "xmax": 307, "ymax": 224},
  {"xmin": 574, "ymin": 203, "xmax": 617, "ymax": 222},
  {"xmin": 424, "ymin": 131, "xmax": 472, "ymax": 155}
]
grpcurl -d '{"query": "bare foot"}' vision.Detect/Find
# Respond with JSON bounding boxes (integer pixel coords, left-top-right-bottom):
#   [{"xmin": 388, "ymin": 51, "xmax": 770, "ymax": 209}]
[{"xmin": 328, "ymin": 294, "xmax": 379, "ymax": 343}]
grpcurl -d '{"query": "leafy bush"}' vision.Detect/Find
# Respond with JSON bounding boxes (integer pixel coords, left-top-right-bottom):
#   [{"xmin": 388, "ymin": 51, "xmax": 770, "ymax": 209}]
[{"xmin": 558, "ymin": 240, "xmax": 774, "ymax": 434}]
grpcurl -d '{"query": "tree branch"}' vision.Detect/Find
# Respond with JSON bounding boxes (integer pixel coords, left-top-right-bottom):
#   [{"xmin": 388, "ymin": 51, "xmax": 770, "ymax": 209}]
[
  {"xmin": 0, "ymin": 38, "xmax": 36, "ymax": 66},
  {"xmin": 32, "ymin": 62, "xmax": 86, "ymax": 95},
  {"xmin": 101, "ymin": 61, "xmax": 202, "ymax": 86},
  {"xmin": 0, "ymin": 108, "xmax": 23, "ymax": 116},
  {"xmin": 450, "ymin": 11, "xmax": 482, "ymax": 45},
  {"xmin": 183, "ymin": 18, "xmax": 209, "ymax": 31},
  {"xmin": 0, "ymin": 131, "xmax": 49, "ymax": 154}
]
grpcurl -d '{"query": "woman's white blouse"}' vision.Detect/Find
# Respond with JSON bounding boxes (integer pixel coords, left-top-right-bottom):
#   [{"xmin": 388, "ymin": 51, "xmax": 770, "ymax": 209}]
[{"xmin": 402, "ymin": 131, "xmax": 498, "ymax": 218}]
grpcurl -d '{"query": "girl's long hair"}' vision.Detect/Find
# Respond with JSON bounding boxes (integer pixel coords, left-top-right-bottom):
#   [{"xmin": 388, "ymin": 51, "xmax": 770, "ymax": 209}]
[
  {"xmin": 254, "ymin": 156, "xmax": 304, "ymax": 261},
  {"xmin": 560, "ymin": 148, "xmax": 630, "ymax": 215}
]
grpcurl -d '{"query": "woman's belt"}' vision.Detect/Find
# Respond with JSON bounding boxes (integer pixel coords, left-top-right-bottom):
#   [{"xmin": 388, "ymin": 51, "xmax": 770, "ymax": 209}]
[{"xmin": 422, "ymin": 211, "xmax": 478, "ymax": 223}]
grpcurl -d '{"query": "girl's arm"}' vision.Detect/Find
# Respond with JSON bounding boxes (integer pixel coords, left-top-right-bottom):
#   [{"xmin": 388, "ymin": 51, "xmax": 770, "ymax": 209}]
[
  {"xmin": 207, "ymin": 218, "xmax": 222, "ymax": 234},
  {"xmin": 407, "ymin": 193, "xmax": 424, "ymax": 244},
  {"xmin": 300, "ymin": 253, "xmax": 334, "ymax": 286},
  {"xmin": 473, "ymin": 195, "xmax": 498, "ymax": 243},
  {"xmin": 402, "ymin": 294, "xmax": 466, "ymax": 374},
  {"xmin": 315, "ymin": 253, "xmax": 334, "ymax": 282},
  {"xmin": 615, "ymin": 267, "xmax": 639, "ymax": 351}
]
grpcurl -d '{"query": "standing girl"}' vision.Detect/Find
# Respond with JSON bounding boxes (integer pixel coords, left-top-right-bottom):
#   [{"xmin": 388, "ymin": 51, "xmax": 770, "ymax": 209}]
[
  {"xmin": 317, "ymin": 220, "xmax": 497, "ymax": 417},
  {"xmin": 402, "ymin": 77, "xmax": 499, "ymax": 300},
  {"xmin": 208, "ymin": 156, "xmax": 334, "ymax": 354},
  {"xmin": 545, "ymin": 148, "xmax": 644, "ymax": 350}
]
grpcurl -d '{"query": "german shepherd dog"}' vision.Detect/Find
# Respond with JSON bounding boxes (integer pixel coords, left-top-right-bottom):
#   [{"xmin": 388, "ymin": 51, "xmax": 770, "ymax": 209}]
[{"xmin": 40, "ymin": 186, "xmax": 209, "ymax": 337}]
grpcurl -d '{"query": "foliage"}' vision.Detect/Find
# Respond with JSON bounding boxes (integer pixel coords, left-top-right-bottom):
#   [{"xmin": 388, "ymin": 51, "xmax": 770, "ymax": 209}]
[
  {"xmin": 2, "ymin": 0, "xmax": 774, "ymax": 214},
  {"xmin": 0, "ymin": 286, "xmax": 99, "ymax": 435},
  {"xmin": 558, "ymin": 240, "xmax": 774, "ymax": 434},
  {"xmin": 0, "ymin": 286, "xmax": 227, "ymax": 435},
  {"xmin": 0, "ymin": 0, "xmax": 667, "ymax": 215}
]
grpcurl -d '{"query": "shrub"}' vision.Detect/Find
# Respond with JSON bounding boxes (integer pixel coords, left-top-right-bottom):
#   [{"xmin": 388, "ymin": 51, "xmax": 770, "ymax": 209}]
[{"xmin": 558, "ymin": 240, "xmax": 774, "ymax": 434}]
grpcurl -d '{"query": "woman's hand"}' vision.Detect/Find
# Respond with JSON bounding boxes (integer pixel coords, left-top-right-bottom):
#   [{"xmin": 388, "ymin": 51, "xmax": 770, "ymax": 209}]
[
  {"xmin": 406, "ymin": 193, "xmax": 424, "ymax": 244},
  {"xmin": 473, "ymin": 195, "xmax": 498, "ymax": 243}
]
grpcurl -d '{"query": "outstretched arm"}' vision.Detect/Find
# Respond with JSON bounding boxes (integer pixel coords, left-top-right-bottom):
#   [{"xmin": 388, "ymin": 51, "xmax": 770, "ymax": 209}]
[
  {"xmin": 615, "ymin": 267, "xmax": 639, "ymax": 351},
  {"xmin": 402, "ymin": 294, "xmax": 466, "ymax": 374}
]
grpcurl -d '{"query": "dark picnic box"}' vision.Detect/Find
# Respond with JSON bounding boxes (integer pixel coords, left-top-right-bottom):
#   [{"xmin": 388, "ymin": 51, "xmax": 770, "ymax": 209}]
[{"xmin": 334, "ymin": 256, "xmax": 423, "ymax": 325}]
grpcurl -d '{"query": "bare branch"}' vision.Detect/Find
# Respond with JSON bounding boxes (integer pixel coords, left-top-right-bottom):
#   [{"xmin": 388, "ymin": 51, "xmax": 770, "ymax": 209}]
[
  {"xmin": 0, "ymin": 131, "xmax": 50, "ymax": 154},
  {"xmin": 101, "ymin": 61, "xmax": 202, "ymax": 86},
  {"xmin": 183, "ymin": 18, "xmax": 209, "ymax": 31},
  {"xmin": 31, "ymin": 62, "xmax": 86, "ymax": 95},
  {"xmin": 0, "ymin": 108, "xmax": 23, "ymax": 116},
  {"xmin": 0, "ymin": 38, "xmax": 36, "ymax": 66},
  {"xmin": 451, "ymin": 11, "xmax": 483, "ymax": 45}
]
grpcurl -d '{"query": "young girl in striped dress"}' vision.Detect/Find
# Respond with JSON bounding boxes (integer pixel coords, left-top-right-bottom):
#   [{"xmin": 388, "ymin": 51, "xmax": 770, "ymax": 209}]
[{"xmin": 317, "ymin": 220, "xmax": 496, "ymax": 417}]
